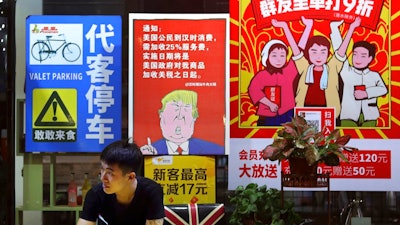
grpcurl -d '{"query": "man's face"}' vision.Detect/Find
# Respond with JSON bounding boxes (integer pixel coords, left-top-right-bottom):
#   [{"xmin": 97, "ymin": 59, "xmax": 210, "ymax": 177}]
[
  {"xmin": 100, "ymin": 161, "xmax": 132, "ymax": 195},
  {"xmin": 160, "ymin": 100, "xmax": 195, "ymax": 144},
  {"xmin": 352, "ymin": 46, "xmax": 372, "ymax": 69}
]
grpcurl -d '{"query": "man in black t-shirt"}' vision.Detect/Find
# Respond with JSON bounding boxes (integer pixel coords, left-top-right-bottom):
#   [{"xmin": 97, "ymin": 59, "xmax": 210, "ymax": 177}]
[{"xmin": 77, "ymin": 139, "xmax": 165, "ymax": 225}]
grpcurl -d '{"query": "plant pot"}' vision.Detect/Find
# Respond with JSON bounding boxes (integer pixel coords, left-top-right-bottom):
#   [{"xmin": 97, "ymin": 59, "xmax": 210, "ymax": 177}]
[
  {"xmin": 288, "ymin": 157, "xmax": 318, "ymax": 187},
  {"xmin": 242, "ymin": 217, "xmax": 272, "ymax": 225},
  {"xmin": 288, "ymin": 157, "xmax": 317, "ymax": 175},
  {"xmin": 242, "ymin": 218, "xmax": 255, "ymax": 225}
]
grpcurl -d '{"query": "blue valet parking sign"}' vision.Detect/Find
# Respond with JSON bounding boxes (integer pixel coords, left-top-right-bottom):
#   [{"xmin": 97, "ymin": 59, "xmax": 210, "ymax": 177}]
[{"xmin": 25, "ymin": 15, "xmax": 122, "ymax": 152}]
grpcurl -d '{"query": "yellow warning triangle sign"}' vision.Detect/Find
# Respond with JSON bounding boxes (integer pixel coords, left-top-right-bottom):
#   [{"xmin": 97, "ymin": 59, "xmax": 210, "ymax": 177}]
[{"xmin": 34, "ymin": 91, "xmax": 75, "ymax": 126}]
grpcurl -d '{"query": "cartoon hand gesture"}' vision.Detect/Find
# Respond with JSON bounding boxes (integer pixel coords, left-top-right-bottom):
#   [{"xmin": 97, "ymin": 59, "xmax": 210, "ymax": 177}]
[
  {"xmin": 271, "ymin": 19, "xmax": 287, "ymax": 29},
  {"xmin": 301, "ymin": 16, "xmax": 313, "ymax": 27},
  {"xmin": 354, "ymin": 90, "xmax": 368, "ymax": 100},
  {"xmin": 267, "ymin": 101, "xmax": 279, "ymax": 113},
  {"xmin": 140, "ymin": 137, "xmax": 158, "ymax": 155},
  {"xmin": 350, "ymin": 16, "xmax": 361, "ymax": 29}
]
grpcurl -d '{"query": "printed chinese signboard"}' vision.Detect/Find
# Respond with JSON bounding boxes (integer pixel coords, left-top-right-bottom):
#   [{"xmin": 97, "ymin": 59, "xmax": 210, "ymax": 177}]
[
  {"xmin": 128, "ymin": 13, "xmax": 229, "ymax": 156},
  {"xmin": 228, "ymin": 139, "xmax": 394, "ymax": 191},
  {"xmin": 144, "ymin": 155, "xmax": 216, "ymax": 204},
  {"xmin": 25, "ymin": 15, "xmax": 122, "ymax": 152},
  {"xmin": 228, "ymin": 0, "xmax": 400, "ymax": 191}
]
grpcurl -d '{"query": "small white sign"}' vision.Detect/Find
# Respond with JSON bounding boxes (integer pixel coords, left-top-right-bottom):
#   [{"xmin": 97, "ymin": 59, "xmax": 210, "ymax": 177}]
[{"xmin": 351, "ymin": 217, "xmax": 371, "ymax": 225}]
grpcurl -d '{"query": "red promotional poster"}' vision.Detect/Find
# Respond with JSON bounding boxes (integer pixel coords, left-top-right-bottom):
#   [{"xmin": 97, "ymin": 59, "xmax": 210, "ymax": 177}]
[
  {"xmin": 129, "ymin": 14, "xmax": 229, "ymax": 155},
  {"xmin": 230, "ymin": 0, "xmax": 398, "ymax": 139},
  {"xmin": 228, "ymin": 0, "xmax": 400, "ymax": 192}
]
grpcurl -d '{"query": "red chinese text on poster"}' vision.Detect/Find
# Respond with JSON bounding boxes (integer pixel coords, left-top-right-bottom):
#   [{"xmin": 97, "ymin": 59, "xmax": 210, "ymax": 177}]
[
  {"xmin": 130, "ymin": 15, "xmax": 227, "ymax": 155},
  {"xmin": 237, "ymin": 149, "xmax": 279, "ymax": 179},
  {"xmin": 281, "ymin": 150, "xmax": 391, "ymax": 178},
  {"xmin": 236, "ymin": 149, "xmax": 390, "ymax": 179}
]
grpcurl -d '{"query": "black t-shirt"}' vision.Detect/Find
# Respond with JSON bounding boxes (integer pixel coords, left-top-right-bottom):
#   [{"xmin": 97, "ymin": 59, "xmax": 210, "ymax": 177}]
[{"xmin": 80, "ymin": 176, "xmax": 165, "ymax": 225}]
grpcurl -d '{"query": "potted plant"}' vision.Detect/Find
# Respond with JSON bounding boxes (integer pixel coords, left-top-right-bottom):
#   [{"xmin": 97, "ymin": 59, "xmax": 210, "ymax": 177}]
[
  {"xmin": 229, "ymin": 183, "xmax": 302, "ymax": 225},
  {"xmin": 262, "ymin": 115, "xmax": 357, "ymax": 174}
]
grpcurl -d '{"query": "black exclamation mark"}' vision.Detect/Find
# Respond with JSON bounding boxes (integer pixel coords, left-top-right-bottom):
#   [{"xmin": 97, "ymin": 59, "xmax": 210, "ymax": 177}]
[{"xmin": 52, "ymin": 101, "xmax": 58, "ymax": 121}]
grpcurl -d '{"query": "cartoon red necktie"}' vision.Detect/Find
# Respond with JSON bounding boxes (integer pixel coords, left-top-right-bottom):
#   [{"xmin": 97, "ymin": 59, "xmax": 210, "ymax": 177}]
[{"xmin": 177, "ymin": 146, "xmax": 183, "ymax": 155}]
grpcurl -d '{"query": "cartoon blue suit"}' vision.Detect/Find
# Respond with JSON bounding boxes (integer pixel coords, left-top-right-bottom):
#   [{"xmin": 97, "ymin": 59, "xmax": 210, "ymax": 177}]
[{"xmin": 152, "ymin": 138, "xmax": 225, "ymax": 155}]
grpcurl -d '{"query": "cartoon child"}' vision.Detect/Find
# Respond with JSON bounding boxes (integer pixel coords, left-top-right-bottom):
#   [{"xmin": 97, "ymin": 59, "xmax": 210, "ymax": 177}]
[
  {"xmin": 330, "ymin": 22, "xmax": 388, "ymax": 127},
  {"xmin": 248, "ymin": 39, "xmax": 299, "ymax": 126},
  {"xmin": 272, "ymin": 16, "xmax": 361, "ymax": 119}
]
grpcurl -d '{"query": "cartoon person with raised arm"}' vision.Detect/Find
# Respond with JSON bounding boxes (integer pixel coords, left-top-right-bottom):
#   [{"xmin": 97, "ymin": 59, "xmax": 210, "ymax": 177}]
[
  {"xmin": 330, "ymin": 21, "xmax": 388, "ymax": 127},
  {"xmin": 140, "ymin": 89, "xmax": 224, "ymax": 155},
  {"xmin": 272, "ymin": 16, "xmax": 361, "ymax": 119}
]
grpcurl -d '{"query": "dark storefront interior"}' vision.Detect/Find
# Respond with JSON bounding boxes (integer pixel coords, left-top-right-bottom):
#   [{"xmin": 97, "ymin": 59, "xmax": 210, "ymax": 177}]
[{"xmin": 0, "ymin": 0, "xmax": 399, "ymax": 225}]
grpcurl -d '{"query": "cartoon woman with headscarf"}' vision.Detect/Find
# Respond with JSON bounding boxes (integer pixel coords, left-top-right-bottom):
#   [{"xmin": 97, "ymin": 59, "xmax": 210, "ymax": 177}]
[{"xmin": 248, "ymin": 39, "xmax": 299, "ymax": 126}]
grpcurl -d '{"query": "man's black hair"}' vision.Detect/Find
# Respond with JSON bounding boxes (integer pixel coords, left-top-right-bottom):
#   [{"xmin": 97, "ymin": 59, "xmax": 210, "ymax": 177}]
[
  {"xmin": 353, "ymin": 40, "xmax": 376, "ymax": 59},
  {"xmin": 100, "ymin": 138, "xmax": 143, "ymax": 174}
]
